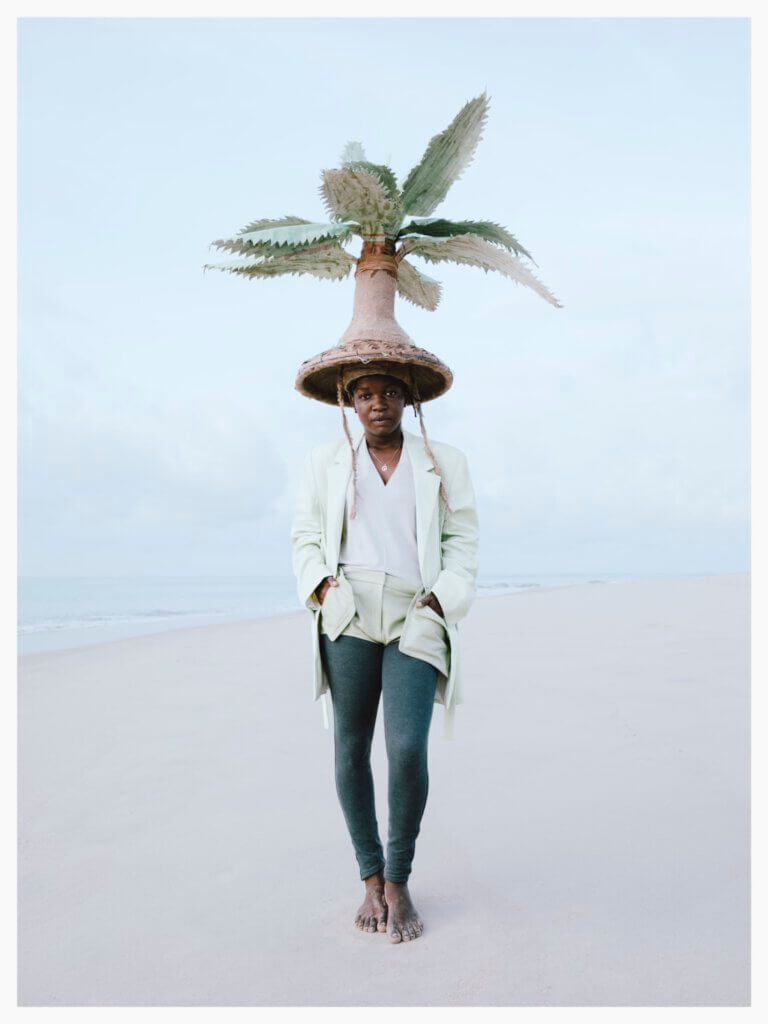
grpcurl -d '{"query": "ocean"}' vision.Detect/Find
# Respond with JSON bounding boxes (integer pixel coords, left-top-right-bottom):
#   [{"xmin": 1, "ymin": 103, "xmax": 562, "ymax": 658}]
[{"xmin": 17, "ymin": 571, "xmax": 716, "ymax": 655}]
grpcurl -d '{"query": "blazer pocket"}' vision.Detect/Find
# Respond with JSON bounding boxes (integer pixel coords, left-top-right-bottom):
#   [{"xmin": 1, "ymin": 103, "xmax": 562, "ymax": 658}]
[
  {"xmin": 319, "ymin": 568, "xmax": 356, "ymax": 641},
  {"xmin": 399, "ymin": 592, "xmax": 450, "ymax": 677}
]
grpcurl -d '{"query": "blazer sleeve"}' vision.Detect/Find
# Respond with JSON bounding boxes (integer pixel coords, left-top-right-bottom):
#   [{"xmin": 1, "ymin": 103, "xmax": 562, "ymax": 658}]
[
  {"xmin": 429, "ymin": 450, "xmax": 480, "ymax": 625},
  {"xmin": 290, "ymin": 448, "xmax": 336, "ymax": 612}
]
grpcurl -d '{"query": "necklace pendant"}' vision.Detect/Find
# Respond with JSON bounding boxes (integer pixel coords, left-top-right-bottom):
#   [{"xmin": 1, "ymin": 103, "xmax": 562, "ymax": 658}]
[{"xmin": 382, "ymin": 463, "xmax": 388, "ymax": 471}]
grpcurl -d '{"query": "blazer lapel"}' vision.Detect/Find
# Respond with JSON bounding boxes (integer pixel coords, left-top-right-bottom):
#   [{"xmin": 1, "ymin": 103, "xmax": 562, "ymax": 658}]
[
  {"xmin": 404, "ymin": 429, "xmax": 442, "ymax": 584},
  {"xmin": 325, "ymin": 427, "xmax": 441, "ymax": 586},
  {"xmin": 324, "ymin": 434, "xmax": 361, "ymax": 573}
]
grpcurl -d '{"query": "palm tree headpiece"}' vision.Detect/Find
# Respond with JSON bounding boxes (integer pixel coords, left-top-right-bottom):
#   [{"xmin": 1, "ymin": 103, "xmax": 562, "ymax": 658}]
[{"xmin": 205, "ymin": 91, "xmax": 562, "ymax": 515}]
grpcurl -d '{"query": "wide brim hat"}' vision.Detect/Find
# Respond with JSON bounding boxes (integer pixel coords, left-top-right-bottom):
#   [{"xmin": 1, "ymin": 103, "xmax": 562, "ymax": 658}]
[
  {"xmin": 295, "ymin": 340, "xmax": 453, "ymax": 408},
  {"xmin": 294, "ymin": 241, "xmax": 453, "ymax": 408}
]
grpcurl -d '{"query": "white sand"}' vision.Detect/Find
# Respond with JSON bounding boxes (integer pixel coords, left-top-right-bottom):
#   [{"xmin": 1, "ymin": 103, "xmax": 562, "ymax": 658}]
[{"xmin": 18, "ymin": 575, "xmax": 750, "ymax": 1006}]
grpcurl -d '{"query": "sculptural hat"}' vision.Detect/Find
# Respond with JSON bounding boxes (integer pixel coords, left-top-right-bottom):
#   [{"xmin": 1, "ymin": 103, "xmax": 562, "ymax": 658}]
[{"xmin": 205, "ymin": 91, "xmax": 562, "ymax": 513}]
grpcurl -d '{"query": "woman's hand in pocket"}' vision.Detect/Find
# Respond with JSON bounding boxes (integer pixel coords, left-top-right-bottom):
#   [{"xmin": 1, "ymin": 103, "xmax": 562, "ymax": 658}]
[
  {"xmin": 416, "ymin": 591, "xmax": 444, "ymax": 617},
  {"xmin": 315, "ymin": 576, "xmax": 339, "ymax": 605}
]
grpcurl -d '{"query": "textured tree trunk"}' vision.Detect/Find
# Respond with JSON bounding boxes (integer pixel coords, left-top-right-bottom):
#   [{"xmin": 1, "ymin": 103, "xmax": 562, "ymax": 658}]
[{"xmin": 338, "ymin": 239, "xmax": 414, "ymax": 348}]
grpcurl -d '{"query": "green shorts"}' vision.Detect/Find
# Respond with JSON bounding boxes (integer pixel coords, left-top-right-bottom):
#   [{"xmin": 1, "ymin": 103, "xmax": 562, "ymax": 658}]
[{"xmin": 319, "ymin": 565, "xmax": 450, "ymax": 679}]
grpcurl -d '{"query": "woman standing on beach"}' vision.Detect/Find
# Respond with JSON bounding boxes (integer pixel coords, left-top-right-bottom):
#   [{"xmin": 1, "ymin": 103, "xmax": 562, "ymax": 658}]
[
  {"xmin": 206, "ymin": 89, "xmax": 559, "ymax": 944},
  {"xmin": 291, "ymin": 355, "xmax": 479, "ymax": 945}
]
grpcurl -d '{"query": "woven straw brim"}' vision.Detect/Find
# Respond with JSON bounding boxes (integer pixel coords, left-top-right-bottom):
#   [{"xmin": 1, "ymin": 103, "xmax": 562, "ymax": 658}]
[{"xmin": 295, "ymin": 339, "xmax": 453, "ymax": 407}]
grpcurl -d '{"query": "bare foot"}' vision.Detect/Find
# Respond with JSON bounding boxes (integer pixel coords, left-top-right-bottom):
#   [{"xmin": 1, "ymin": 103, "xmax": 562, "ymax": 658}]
[
  {"xmin": 384, "ymin": 880, "xmax": 424, "ymax": 943},
  {"xmin": 355, "ymin": 870, "xmax": 388, "ymax": 933}
]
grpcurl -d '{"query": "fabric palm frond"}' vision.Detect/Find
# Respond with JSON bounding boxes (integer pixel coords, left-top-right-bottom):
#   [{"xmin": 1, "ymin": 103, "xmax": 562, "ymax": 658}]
[
  {"xmin": 233, "ymin": 215, "xmax": 312, "ymax": 237},
  {"xmin": 226, "ymin": 220, "xmax": 357, "ymax": 251},
  {"xmin": 340, "ymin": 141, "xmax": 367, "ymax": 165},
  {"xmin": 401, "ymin": 233, "xmax": 562, "ymax": 308},
  {"xmin": 340, "ymin": 162, "xmax": 403, "ymax": 236},
  {"xmin": 396, "ymin": 258, "xmax": 443, "ymax": 311},
  {"xmin": 342, "ymin": 162, "xmax": 400, "ymax": 204},
  {"xmin": 397, "ymin": 216, "xmax": 535, "ymax": 263},
  {"xmin": 203, "ymin": 242, "xmax": 356, "ymax": 282},
  {"xmin": 209, "ymin": 237, "xmax": 288, "ymax": 258},
  {"xmin": 400, "ymin": 92, "xmax": 490, "ymax": 217},
  {"xmin": 339, "ymin": 162, "xmax": 403, "ymax": 236},
  {"xmin": 320, "ymin": 167, "xmax": 398, "ymax": 234}
]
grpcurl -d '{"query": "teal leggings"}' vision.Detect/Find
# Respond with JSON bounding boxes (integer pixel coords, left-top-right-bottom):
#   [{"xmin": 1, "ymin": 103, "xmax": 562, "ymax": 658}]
[{"xmin": 319, "ymin": 633, "xmax": 438, "ymax": 884}]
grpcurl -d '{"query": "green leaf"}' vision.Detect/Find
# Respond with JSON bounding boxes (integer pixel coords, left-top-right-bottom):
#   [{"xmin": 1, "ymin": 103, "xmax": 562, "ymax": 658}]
[
  {"xmin": 221, "ymin": 220, "xmax": 358, "ymax": 250},
  {"xmin": 343, "ymin": 162, "xmax": 400, "ymax": 201},
  {"xmin": 234, "ymin": 215, "xmax": 312, "ymax": 236},
  {"xmin": 400, "ymin": 92, "xmax": 490, "ymax": 216},
  {"xmin": 203, "ymin": 242, "xmax": 356, "ymax": 282},
  {"xmin": 340, "ymin": 141, "xmax": 367, "ymax": 165},
  {"xmin": 319, "ymin": 168, "xmax": 398, "ymax": 234},
  {"xmin": 396, "ymin": 258, "xmax": 443, "ymax": 311},
  {"xmin": 397, "ymin": 217, "xmax": 535, "ymax": 263},
  {"xmin": 401, "ymin": 233, "xmax": 562, "ymax": 308},
  {"xmin": 210, "ymin": 237, "xmax": 281, "ymax": 258},
  {"xmin": 343, "ymin": 162, "xmax": 403, "ymax": 236}
]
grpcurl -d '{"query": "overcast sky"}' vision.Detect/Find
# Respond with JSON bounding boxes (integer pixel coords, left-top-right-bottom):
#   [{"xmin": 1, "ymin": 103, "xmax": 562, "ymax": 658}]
[{"xmin": 17, "ymin": 16, "xmax": 750, "ymax": 578}]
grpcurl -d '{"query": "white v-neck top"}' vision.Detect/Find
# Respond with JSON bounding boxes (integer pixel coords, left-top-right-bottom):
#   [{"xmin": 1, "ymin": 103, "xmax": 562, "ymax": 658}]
[{"xmin": 338, "ymin": 439, "xmax": 423, "ymax": 588}]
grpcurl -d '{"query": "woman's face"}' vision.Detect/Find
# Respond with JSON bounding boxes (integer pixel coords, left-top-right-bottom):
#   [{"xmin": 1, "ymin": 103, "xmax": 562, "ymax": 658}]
[{"xmin": 351, "ymin": 375, "xmax": 407, "ymax": 438}]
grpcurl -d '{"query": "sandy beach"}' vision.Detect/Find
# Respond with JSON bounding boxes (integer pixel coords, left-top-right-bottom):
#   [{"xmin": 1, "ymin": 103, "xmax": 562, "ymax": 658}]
[{"xmin": 18, "ymin": 575, "xmax": 750, "ymax": 1006}]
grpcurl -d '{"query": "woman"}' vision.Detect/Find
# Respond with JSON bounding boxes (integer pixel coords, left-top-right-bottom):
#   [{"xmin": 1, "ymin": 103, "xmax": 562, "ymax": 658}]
[
  {"xmin": 291, "ymin": 356, "xmax": 479, "ymax": 945},
  {"xmin": 206, "ymin": 88, "xmax": 557, "ymax": 946}
]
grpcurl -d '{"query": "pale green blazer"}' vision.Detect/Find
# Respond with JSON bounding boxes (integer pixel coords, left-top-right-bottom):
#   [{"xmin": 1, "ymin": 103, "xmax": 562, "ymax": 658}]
[{"xmin": 290, "ymin": 427, "xmax": 479, "ymax": 739}]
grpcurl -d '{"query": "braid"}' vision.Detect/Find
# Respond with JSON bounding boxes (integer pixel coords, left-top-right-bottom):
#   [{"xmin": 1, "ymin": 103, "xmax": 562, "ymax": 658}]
[
  {"xmin": 408, "ymin": 368, "xmax": 453, "ymax": 515},
  {"xmin": 336, "ymin": 370, "xmax": 358, "ymax": 519}
]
